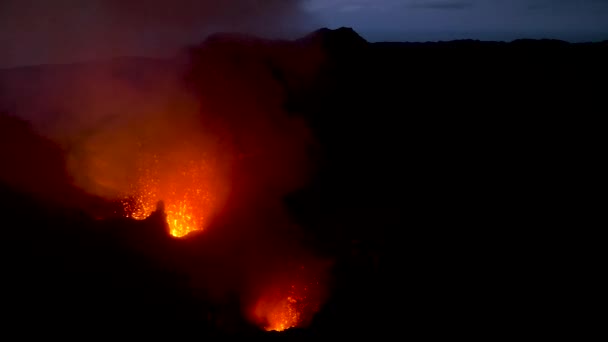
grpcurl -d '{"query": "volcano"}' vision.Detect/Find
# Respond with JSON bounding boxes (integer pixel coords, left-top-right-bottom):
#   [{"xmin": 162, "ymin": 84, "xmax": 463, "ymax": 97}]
[{"xmin": 0, "ymin": 27, "xmax": 604, "ymax": 339}]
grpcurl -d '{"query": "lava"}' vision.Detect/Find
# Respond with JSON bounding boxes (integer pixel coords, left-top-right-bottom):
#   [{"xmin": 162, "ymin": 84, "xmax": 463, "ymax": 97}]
[
  {"xmin": 252, "ymin": 272, "xmax": 322, "ymax": 332},
  {"xmin": 264, "ymin": 298, "xmax": 300, "ymax": 331},
  {"xmin": 122, "ymin": 149, "xmax": 222, "ymax": 237}
]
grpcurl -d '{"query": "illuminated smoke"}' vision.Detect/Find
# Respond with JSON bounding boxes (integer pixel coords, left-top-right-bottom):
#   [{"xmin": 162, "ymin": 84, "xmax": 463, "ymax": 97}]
[{"xmin": 0, "ymin": 3, "xmax": 331, "ymax": 330}]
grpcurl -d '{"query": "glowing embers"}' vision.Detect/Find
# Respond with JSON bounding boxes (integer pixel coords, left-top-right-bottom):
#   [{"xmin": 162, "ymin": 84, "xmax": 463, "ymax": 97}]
[
  {"xmin": 123, "ymin": 151, "xmax": 219, "ymax": 237},
  {"xmin": 253, "ymin": 272, "xmax": 322, "ymax": 332}
]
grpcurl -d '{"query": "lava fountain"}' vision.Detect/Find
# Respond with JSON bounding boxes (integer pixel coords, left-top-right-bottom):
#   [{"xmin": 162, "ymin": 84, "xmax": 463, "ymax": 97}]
[
  {"xmin": 254, "ymin": 284, "xmax": 311, "ymax": 331},
  {"xmin": 122, "ymin": 143, "xmax": 225, "ymax": 237},
  {"xmin": 250, "ymin": 266, "xmax": 325, "ymax": 332}
]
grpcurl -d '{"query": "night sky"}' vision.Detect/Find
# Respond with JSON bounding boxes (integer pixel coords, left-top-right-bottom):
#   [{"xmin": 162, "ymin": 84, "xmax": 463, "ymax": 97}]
[
  {"xmin": 1, "ymin": 0, "xmax": 607, "ymax": 66},
  {"xmin": 307, "ymin": 0, "xmax": 608, "ymax": 42}
]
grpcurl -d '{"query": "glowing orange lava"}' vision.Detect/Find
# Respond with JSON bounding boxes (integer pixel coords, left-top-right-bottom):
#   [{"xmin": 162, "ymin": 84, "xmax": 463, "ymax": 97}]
[
  {"xmin": 254, "ymin": 287, "xmax": 303, "ymax": 331},
  {"xmin": 123, "ymin": 152, "xmax": 220, "ymax": 237},
  {"xmin": 253, "ymin": 278, "xmax": 321, "ymax": 332}
]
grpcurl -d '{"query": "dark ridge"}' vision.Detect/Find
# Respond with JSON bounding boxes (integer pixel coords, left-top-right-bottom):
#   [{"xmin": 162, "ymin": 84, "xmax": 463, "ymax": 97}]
[
  {"xmin": 511, "ymin": 38, "xmax": 570, "ymax": 45},
  {"xmin": 297, "ymin": 27, "xmax": 368, "ymax": 51}
]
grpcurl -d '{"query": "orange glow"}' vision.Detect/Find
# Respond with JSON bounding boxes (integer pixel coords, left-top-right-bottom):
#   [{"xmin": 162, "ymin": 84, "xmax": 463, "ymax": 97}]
[
  {"xmin": 256, "ymin": 290, "xmax": 301, "ymax": 331},
  {"xmin": 253, "ymin": 276, "xmax": 321, "ymax": 332},
  {"xmin": 122, "ymin": 150, "xmax": 221, "ymax": 237}
]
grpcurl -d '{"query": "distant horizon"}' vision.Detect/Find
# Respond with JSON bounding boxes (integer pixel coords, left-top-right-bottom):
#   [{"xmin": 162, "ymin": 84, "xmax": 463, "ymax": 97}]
[
  {"xmin": 1, "ymin": 26, "xmax": 607, "ymax": 69},
  {"xmin": 358, "ymin": 28, "xmax": 608, "ymax": 43},
  {"xmin": 2, "ymin": 1, "xmax": 607, "ymax": 68}
]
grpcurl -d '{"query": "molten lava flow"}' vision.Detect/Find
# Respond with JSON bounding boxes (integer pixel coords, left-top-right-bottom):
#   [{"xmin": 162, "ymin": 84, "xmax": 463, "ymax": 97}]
[{"xmin": 123, "ymin": 151, "xmax": 220, "ymax": 237}]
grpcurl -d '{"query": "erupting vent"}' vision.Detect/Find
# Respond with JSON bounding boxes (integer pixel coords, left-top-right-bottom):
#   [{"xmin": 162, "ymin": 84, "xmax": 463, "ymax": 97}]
[
  {"xmin": 122, "ymin": 150, "xmax": 220, "ymax": 237},
  {"xmin": 253, "ymin": 272, "xmax": 321, "ymax": 332}
]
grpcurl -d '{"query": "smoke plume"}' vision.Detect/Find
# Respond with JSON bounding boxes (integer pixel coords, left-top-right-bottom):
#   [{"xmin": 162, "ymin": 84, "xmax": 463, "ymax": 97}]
[
  {"xmin": 0, "ymin": 2, "xmax": 330, "ymax": 331},
  {"xmin": 0, "ymin": 0, "xmax": 315, "ymax": 67}
]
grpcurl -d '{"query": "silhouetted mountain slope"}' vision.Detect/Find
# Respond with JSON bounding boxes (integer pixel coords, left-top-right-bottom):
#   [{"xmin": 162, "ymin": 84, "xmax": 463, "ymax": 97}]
[
  {"xmin": 277, "ymin": 28, "xmax": 603, "ymax": 338},
  {"xmin": 298, "ymin": 27, "xmax": 368, "ymax": 52}
]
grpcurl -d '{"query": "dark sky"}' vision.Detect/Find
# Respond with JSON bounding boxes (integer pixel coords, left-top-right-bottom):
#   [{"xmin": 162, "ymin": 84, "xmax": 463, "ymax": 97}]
[
  {"xmin": 1, "ymin": 0, "xmax": 607, "ymax": 67},
  {"xmin": 308, "ymin": 0, "xmax": 608, "ymax": 42}
]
